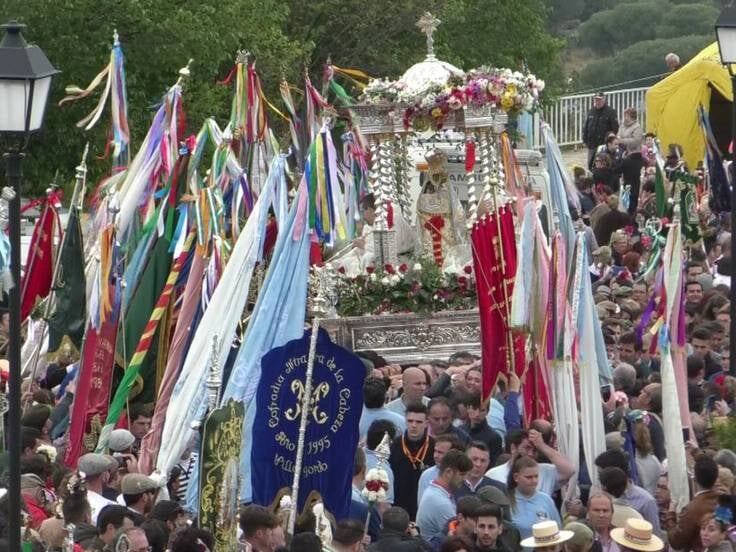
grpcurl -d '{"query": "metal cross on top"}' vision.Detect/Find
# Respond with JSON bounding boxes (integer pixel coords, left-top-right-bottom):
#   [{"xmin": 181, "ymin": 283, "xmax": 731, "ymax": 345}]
[{"xmin": 416, "ymin": 11, "xmax": 441, "ymax": 59}]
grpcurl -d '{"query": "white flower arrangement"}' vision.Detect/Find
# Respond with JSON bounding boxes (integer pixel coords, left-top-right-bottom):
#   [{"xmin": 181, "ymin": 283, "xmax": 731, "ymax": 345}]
[
  {"xmin": 362, "ymin": 467, "xmax": 390, "ymax": 504},
  {"xmin": 360, "ymin": 65, "xmax": 543, "ymax": 131},
  {"xmin": 36, "ymin": 444, "xmax": 57, "ymax": 464}
]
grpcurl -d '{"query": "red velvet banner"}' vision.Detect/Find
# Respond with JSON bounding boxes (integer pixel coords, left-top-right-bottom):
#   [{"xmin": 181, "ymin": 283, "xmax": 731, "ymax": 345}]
[
  {"xmin": 524, "ymin": 357, "xmax": 552, "ymax": 425},
  {"xmin": 20, "ymin": 202, "xmax": 59, "ymax": 320},
  {"xmin": 64, "ymin": 317, "xmax": 119, "ymax": 467},
  {"xmin": 471, "ymin": 207, "xmax": 525, "ymax": 402}
]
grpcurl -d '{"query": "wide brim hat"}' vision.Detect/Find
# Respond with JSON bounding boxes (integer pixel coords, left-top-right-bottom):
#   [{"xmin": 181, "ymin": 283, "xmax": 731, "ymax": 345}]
[
  {"xmin": 611, "ymin": 518, "xmax": 663, "ymax": 551},
  {"xmin": 520, "ymin": 520, "xmax": 574, "ymax": 548},
  {"xmin": 612, "ymin": 504, "xmax": 643, "ymax": 528}
]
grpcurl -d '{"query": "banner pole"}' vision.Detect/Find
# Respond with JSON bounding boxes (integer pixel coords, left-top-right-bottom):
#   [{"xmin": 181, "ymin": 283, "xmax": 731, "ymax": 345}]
[
  {"xmin": 287, "ymin": 317, "xmax": 320, "ymax": 536},
  {"xmin": 487, "ymin": 134, "xmax": 515, "ymax": 377},
  {"xmin": 25, "ymin": 144, "xmax": 89, "ymax": 390}
]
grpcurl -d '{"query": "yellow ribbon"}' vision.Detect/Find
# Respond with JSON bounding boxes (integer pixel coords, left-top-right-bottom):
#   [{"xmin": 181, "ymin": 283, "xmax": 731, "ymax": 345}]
[
  {"xmin": 333, "ymin": 65, "xmax": 371, "ymax": 90},
  {"xmin": 258, "ymin": 87, "xmax": 289, "ymax": 122}
]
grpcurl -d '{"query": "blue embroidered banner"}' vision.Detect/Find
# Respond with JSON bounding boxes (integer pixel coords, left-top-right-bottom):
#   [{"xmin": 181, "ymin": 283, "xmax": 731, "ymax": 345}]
[{"xmin": 252, "ymin": 327, "xmax": 364, "ymax": 519}]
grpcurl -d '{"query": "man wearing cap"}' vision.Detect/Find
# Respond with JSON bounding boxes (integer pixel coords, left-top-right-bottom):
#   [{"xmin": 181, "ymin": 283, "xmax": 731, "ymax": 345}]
[
  {"xmin": 477, "ymin": 485, "xmax": 521, "ymax": 550},
  {"xmin": 583, "ymin": 93, "xmax": 619, "ymax": 170},
  {"xmin": 78, "ymin": 452, "xmax": 118, "ymax": 524},
  {"xmin": 120, "ymin": 473, "xmax": 159, "ymax": 525},
  {"xmin": 109, "ymin": 428, "xmax": 136, "ymax": 454}
]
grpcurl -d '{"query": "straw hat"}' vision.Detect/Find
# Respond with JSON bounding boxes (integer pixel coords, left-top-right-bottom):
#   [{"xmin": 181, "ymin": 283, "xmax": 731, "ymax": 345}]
[
  {"xmin": 611, "ymin": 519, "xmax": 664, "ymax": 551},
  {"xmin": 611, "ymin": 504, "xmax": 643, "ymax": 528},
  {"xmin": 520, "ymin": 520, "xmax": 574, "ymax": 548}
]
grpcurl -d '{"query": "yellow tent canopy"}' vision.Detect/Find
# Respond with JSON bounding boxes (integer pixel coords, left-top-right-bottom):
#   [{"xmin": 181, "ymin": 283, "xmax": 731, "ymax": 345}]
[{"xmin": 646, "ymin": 42, "xmax": 733, "ymax": 169}]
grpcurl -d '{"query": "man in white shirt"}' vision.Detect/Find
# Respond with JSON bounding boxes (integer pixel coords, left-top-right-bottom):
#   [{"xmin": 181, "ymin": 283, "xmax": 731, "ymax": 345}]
[
  {"xmin": 77, "ymin": 453, "xmax": 118, "ymax": 524},
  {"xmin": 485, "ymin": 428, "xmax": 575, "ymax": 495}
]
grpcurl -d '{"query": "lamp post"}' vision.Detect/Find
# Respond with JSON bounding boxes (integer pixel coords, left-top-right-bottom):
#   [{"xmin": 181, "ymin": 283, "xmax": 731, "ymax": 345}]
[
  {"xmin": 0, "ymin": 20, "xmax": 58, "ymax": 550},
  {"xmin": 716, "ymin": 6, "xmax": 736, "ymax": 377}
]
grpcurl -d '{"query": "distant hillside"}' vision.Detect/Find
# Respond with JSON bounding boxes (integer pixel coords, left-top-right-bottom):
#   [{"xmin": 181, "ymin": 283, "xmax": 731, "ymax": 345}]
[{"xmin": 548, "ymin": 0, "xmax": 724, "ymax": 92}]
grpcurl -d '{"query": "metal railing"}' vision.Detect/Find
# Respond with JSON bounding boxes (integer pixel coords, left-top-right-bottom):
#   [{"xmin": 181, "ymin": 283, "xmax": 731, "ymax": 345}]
[{"xmin": 532, "ymin": 86, "xmax": 650, "ymax": 149}]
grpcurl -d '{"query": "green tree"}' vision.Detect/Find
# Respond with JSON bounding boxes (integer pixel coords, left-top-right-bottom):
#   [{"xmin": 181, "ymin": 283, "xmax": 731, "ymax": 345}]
[
  {"xmin": 655, "ymin": 3, "xmax": 719, "ymax": 38},
  {"xmin": 578, "ymin": 34, "xmax": 713, "ymax": 89},
  {"xmin": 580, "ymin": 0, "xmax": 622, "ymax": 21},
  {"xmin": 545, "ymin": 0, "xmax": 586, "ymax": 28},
  {"xmin": 577, "ymin": 10, "xmax": 617, "ymax": 54},
  {"xmin": 288, "ymin": 0, "xmax": 563, "ymax": 88},
  {"xmin": 578, "ymin": 1, "xmax": 667, "ymax": 54},
  {"xmin": 1, "ymin": 0, "xmax": 562, "ymax": 192},
  {"xmin": 0, "ymin": 0, "xmax": 307, "ymax": 194},
  {"xmin": 438, "ymin": 0, "xmax": 564, "ymax": 88},
  {"xmin": 286, "ymin": 0, "xmax": 438, "ymax": 77}
]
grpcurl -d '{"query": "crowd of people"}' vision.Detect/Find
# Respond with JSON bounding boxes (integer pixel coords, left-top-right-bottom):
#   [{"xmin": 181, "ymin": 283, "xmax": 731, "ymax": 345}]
[
  {"xmin": 2, "ymin": 88, "xmax": 736, "ymax": 551},
  {"xmin": 348, "ymin": 338, "xmax": 736, "ymax": 552}
]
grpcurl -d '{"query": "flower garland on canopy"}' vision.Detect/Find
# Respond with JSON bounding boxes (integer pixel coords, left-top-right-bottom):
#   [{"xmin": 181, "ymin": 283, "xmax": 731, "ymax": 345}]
[
  {"xmin": 361, "ymin": 67, "xmax": 544, "ymax": 131},
  {"xmin": 334, "ymin": 258, "xmax": 476, "ymax": 316}
]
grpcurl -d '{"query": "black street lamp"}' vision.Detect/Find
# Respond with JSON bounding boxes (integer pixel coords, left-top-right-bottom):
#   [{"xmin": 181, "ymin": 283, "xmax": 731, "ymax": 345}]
[
  {"xmin": 716, "ymin": 6, "xmax": 736, "ymax": 378},
  {"xmin": 0, "ymin": 19, "xmax": 58, "ymax": 550}
]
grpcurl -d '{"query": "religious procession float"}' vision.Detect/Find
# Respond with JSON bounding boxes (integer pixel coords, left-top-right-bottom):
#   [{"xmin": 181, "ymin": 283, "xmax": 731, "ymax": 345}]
[{"xmin": 9, "ymin": 11, "xmax": 695, "ymax": 550}]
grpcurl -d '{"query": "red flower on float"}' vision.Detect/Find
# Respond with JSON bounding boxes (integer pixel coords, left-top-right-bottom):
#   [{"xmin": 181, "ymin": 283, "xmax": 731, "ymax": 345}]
[{"xmin": 384, "ymin": 264, "xmax": 395, "ymax": 274}]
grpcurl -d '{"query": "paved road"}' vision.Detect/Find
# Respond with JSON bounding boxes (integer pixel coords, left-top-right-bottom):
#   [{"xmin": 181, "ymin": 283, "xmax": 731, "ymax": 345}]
[{"xmin": 560, "ymin": 147, "xmax": 588, "ymax": 173}]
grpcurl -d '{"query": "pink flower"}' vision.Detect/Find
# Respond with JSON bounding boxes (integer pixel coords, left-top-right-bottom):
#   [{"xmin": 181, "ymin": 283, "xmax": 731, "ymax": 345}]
[
  {"xmin": 384, "ymin": 264, "xmax": 395, "ymax": 274},
  {"xmin": 463, "ymin": 265, "xmax": 473, "ymax": 274},
  {"xmin": 366, "ymin": 266, "xmax": 375, "ymax": 274},
  {"xmin": 399, "ymin": 263, "xmax": 408, "ymax": 273},
  {"xmin": 337, "ymin": 266, "xmax": 346, "ymax": 274}
]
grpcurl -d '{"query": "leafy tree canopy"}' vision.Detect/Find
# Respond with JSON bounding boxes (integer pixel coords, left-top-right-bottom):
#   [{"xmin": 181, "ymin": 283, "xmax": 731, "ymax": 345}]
[
  {"xmin": 578, "ymin": 0, "xmax": 668, "ymax": 55},
  {"xmin": 655, "ymin": 4, "xmax": 719, "ymax": 39},
  {"xmin": 1, "ymin": 0, "xmax": 307, "ymax": 194},
  {"xmin": 577, "ymin": 34, "xmax": 713, "ymax": 89},
  {"xmin": 289, "ymin": 0, "xmax": 563, "ymax": 85},
  {"xmin": 2, "ymin": 0, "xmax": 562, "ymax": 194}
]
